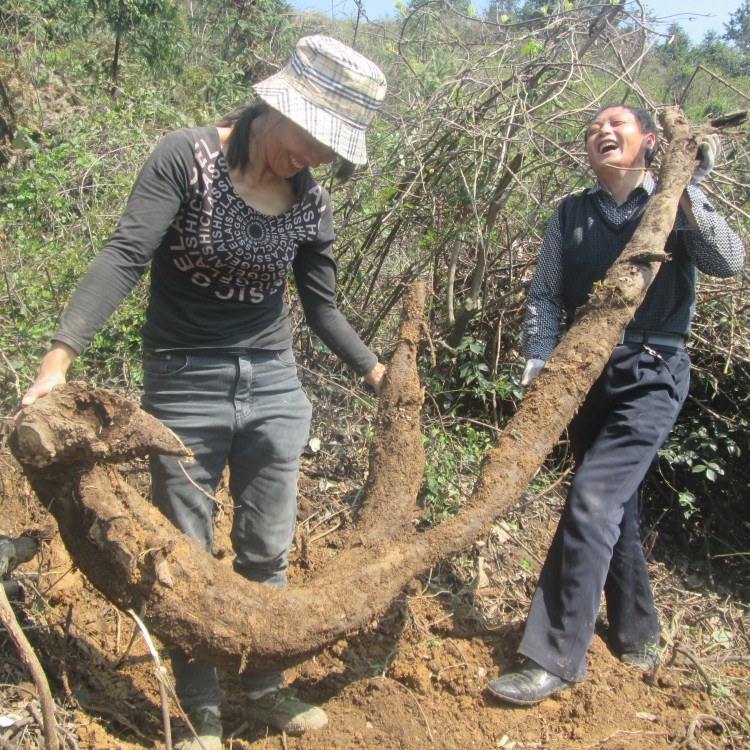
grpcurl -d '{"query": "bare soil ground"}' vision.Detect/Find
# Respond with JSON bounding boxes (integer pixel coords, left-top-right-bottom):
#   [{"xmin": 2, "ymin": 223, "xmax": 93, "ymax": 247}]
[{"xmin": 2, "ymin": 411, "xmax": 749, "ymax": 750}]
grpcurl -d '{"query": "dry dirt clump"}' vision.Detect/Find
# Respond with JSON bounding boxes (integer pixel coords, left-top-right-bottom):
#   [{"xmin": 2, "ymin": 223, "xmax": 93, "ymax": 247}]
[{"xmin": 1, "ymin": 422, "xmax": 749, "ymax": 750}]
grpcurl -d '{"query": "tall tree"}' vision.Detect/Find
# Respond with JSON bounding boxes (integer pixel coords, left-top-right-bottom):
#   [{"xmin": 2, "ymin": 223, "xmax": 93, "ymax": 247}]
[
  {"xmin": 88, "ymin": 0, "xmax": 182, "ymax": 87},
  {"xmin": 660, "ymin": 22, "xmax": 693, "ymax": 64},
  {"xmin": 698, "ymin": 30, "xmax": 748, "ymax": 77},
  {"xmin": 724, "ymin": 0, "xmax": 750, "ymax": 55}
]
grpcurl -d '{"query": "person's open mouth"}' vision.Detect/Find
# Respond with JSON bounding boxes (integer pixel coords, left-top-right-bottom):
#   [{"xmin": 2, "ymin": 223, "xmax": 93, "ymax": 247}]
[{"xmin": 598, "ymin": 140, "xmax": 619, "ymax": 155}]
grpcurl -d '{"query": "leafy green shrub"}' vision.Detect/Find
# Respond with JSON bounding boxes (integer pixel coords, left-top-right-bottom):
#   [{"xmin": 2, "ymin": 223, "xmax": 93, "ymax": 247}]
[
  {"xmin": 418, "ymin": 422, "xmax": 493, "ymax": 525},
  {"xmin": 0, "ymin": 96, "xmax": 161, "ymax": 407},
  {"xmin": 424, "ymin": 333, "xmax": 522, "ymax": 416},
  {"xmin": 658, "ymin": 416, "xmax": 741, "ymax": 522}
]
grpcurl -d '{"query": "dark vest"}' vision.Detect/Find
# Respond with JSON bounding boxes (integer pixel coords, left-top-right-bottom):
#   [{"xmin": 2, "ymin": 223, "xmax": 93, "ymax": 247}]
[{"xmin": 559, "ymin": 189, "xmax": 697, "ymax": 337}]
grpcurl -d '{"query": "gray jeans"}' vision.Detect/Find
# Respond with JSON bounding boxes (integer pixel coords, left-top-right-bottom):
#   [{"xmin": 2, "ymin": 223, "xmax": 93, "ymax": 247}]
[{"xmin": 141, "ymin": 349, "xmax": 312, "ymax": 709}]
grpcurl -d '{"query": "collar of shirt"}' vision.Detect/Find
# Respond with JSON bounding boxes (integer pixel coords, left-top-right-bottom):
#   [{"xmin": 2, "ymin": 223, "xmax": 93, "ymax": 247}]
[
  {"xmin": 590, "ymin": 171, "xmax": 656, "ymax": 199},
  {"xmin": 587, "ymin": 172, "xmax": 655, "ymax": 225}
]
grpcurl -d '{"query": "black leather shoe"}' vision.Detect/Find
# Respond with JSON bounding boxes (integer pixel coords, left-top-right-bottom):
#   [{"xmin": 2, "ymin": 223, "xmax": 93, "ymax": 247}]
[{"xmin": 487, "ymin": 660, "xmax": 573, "ymax": 706}]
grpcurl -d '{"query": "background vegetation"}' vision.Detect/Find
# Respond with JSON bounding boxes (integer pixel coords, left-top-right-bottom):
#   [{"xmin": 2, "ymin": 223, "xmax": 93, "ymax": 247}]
[{"xmin": 1, "ymin": 0, "xmax": 748, "ymax": 584}]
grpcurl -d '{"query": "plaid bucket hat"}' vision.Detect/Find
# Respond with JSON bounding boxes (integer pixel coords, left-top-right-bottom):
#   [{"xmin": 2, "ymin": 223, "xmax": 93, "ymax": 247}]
[{"xmin": 253, "ymin": 35, "xmax": 387, "ymax": 165}]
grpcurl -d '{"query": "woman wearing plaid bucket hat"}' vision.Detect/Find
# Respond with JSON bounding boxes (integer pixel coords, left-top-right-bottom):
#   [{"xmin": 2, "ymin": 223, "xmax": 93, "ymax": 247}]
[{"xmin": 22, "ymin": 36, "xmax": 387, "ymax": 749}]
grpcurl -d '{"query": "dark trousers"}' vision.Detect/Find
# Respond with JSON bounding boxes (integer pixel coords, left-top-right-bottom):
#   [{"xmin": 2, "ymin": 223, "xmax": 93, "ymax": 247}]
[{"xmin": 518, "ymin": 344, "xmax": 691, "ymax": 683}]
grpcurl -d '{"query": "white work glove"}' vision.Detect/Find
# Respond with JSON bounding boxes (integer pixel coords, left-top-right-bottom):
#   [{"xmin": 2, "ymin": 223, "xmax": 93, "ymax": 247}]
[
  {"xmin": 691, "ymin": 134, "xmax": 721, "ymax": 184},
  {"xmin": 520, "ymin": 358, "xmax": 545, "ymax": 396}
]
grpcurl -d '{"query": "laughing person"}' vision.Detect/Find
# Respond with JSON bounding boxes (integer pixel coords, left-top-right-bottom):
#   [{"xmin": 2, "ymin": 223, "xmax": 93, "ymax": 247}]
[{"xmin": 488, "ymin": 104, "xmax": 744, "ymax": 705}]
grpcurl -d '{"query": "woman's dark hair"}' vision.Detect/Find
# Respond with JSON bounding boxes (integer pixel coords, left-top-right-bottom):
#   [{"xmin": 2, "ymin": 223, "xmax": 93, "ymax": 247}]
[
  {"xmin": 218, "ymin": 102, "xmax": 269, "ymax": 172},
  {"xmin": 332, "ymin": 158, "xmax": 356, "ymax": 182},
  {"xmin": 217, "ymin": 101, "xmax": 356, "ymax": 191},
  {"xmin": 217, "ymin": 102, "xmax": 307, "ymax": 197},
  {"xmin": 585, "ymin": 103, "xmax": 659, "ymax": 166}
]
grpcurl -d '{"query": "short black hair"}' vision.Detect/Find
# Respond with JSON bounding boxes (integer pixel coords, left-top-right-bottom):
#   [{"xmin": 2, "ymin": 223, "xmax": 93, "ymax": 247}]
[{"xmin": 585, "ymin": 103, "xmax": 659, "ymax": 166}]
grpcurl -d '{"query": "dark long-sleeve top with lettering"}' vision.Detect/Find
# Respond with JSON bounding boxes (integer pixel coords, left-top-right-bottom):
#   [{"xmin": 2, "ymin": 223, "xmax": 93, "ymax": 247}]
[
  {"xmin": 523, "ymin": 174, "xmax": 745, "ymax": 360},
  {"xmin": 53, "ymin": 126, "xmax": 377, "ymax": 375}
]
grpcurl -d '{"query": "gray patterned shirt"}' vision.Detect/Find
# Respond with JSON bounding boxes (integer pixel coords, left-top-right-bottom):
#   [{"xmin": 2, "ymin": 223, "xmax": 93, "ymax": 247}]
[{"xmin": 54, "ymin": 126, "xmax": 378, "ymax": 375}]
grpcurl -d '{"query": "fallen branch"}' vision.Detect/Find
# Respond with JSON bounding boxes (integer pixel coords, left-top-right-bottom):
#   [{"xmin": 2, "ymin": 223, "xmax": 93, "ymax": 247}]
[
  {"xmin": 683, "ymin": 713, "xmax": 726, "ymax": 750},
  {"xmin": 669, "ymin": 645, "xmax": 715, "ymax": 693},
  {"xmin": 128, "ymin": 610, "xmax": 178, "ymax": 750},
  {"xmin": 0, "ymin": 538, "xmax": 59, "ymax": 750}
]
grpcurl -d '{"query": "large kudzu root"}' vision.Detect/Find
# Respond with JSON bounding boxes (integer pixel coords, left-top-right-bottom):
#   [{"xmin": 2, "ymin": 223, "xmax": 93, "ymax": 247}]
[{"xmin": 11, "ymin": 113, "xmax": 729, "ymax": 672}]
